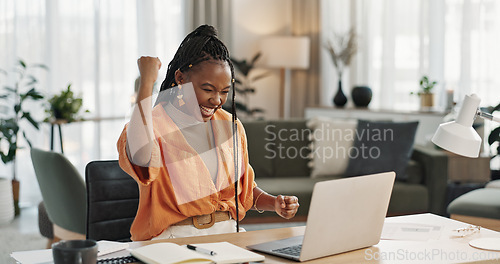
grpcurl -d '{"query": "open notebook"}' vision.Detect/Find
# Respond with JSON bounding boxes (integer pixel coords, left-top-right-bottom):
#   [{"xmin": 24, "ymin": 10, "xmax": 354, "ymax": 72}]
[{"xmin": 129, "ymin": 241, "xmax": 264, "ymax": 264}]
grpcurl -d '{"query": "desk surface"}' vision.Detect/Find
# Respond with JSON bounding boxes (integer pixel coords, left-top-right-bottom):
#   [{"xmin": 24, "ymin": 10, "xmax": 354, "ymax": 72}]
[{"xmin": 125, "ymin": 213, "xmax": 500, "ymax": 263}]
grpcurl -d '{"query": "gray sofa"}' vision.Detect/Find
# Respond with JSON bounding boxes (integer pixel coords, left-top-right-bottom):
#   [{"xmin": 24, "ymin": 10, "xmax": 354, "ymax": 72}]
[{"xmin": 242, "ymin": 119, "xmax": 449, "ymax": 221}]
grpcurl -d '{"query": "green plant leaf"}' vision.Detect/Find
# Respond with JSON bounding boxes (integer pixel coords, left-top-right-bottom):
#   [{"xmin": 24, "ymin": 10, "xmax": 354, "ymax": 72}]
[
  {"xmin": 22, "ymin": 112, "xmax": 40, "ymax": 129},
  {"xmin": 488, "ymin": 126, "xmax": 500, "ymax": 146},
  {"xmin": 31, "ymin": 64, "xmax": 49, "ymax": 70},
  {"xmin": 6, "ymin": 144, "xmax": 17, "ymax": 162},
  {"xmin": 4, "ymin": 87, "xmax": 16, "ymax": 93},
  {"xmin": 492, "ymin": 102, "xmax": 500, "ymax": 113},
  {"xmin": 250, "ymin": 52, "xmax": 262, "ymax": 65},
  {"xmin": 234, "ymin": 87, "xmax": 246, "ymax": 94},
  {"xmin": 14, "ymin": 104, "xmax": 21, "ymax": 113},
  {"xmin": 26, "ymin": 75, "xmax": 38, "ymax": 86},
  {"xmin": 235, "ymin": 101, "xmax": 249, "ymax": 113},
  {"xmin": 25, "ymin": 88, "xmax": 44, "ymax": 100},
  {"xmin": 18, "ymin": 59, "xmax": 26, "ymax": 69},
  {"xmin": 249, "ymin": 108, "xmax": 265, "ymax": 114},
  {"xmin": 244, "ymin": 88, "xmax": 256, "ymax": 93},
  {"xmin": 1, "ymin": 118, "xmax": 19, "ymax": 133},
  {"xmin": 22, "ymin": 131, "xmax": 33, "ymax": 148}
]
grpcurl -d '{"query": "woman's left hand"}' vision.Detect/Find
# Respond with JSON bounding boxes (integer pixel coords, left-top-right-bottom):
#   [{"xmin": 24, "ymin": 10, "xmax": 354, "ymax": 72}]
[{"xmin": 275, "ymin": 195, "xmax": 299, "ymax": 219}]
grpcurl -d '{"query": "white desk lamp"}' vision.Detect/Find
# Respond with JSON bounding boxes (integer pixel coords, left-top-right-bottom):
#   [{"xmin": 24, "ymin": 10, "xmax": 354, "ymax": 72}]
[
  {"xmin": 432, "ymin": 94, "xmax": 500, "ymax": 158},
  {"xmin": 432, "ymin": 93, "xmax": 500, "ymax": 250}
]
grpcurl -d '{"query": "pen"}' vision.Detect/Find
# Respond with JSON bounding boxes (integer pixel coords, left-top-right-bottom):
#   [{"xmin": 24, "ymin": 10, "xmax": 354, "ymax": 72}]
[{"xmin": 187, "ymin": 244, "xmax": 217, "ymax": 256}]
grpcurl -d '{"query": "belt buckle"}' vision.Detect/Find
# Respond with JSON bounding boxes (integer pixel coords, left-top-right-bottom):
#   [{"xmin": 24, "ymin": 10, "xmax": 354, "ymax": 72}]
[{"xmin": 192, "ymin": 212, "xmax": 216, "ymax": 229}]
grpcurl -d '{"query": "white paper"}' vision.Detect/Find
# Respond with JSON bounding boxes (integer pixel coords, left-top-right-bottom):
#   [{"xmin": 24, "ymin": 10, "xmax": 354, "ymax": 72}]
[
  {"xmin": 10, "ymin": 240, "xmax": 130, "ymax": 264},
  {"xmin": 381, "ymin": 222, "xmax": 443, "ymax": 241}
]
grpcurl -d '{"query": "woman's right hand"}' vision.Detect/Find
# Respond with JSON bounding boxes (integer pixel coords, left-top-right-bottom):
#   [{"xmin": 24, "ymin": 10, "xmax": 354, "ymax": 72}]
[{"xmin": 137, "ymin": 56, "xmax": 161, "ymax": 86}]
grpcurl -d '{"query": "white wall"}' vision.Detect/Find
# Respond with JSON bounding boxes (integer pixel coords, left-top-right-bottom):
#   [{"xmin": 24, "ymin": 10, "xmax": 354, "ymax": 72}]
[{"xmin": 231, "ymin": 0, "xmax": 291, "ymax": 119}]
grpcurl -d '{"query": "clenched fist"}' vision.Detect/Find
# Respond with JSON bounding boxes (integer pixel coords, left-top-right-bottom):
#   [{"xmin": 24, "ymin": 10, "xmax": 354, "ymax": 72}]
[
  {"xmin": 275, "ymin": 195, "xmax": 299, "ymax": 219},
  {"xmin": 137, "ymin": 56, "xmax": 161, "ymax": 86}
]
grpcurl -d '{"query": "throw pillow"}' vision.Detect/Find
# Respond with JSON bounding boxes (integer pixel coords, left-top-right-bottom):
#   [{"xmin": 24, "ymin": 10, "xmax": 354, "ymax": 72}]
[
  {"xmin": 306, "ymin": 117, "xmax": 358, "ymax": 178},
  {"xmin": 344, "ymin": 120, "xmax": 419, "ymax": 180}
]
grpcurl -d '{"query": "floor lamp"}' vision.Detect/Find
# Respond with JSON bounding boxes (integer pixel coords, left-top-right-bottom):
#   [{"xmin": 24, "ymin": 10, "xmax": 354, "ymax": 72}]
[{"xmin": 260, "ymin": 37, "xmax": 310, "ymax": 118}]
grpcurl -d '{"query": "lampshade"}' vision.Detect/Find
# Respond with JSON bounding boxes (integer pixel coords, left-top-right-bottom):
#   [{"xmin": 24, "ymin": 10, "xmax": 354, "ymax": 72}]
[
  {"xmin": 431, "ymin": 94, "xmax": 482, "ymax": 158},
  {"xmin": 260, "ymin": 36, "xmax": 310, "ymax": 69}
]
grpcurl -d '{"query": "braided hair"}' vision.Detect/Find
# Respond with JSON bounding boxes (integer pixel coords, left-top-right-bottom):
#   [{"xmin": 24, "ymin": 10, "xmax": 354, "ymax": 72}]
[
  {"xmin": 158, "ymin": 24, "xmax": 236, "ymax": 117},
  {"xmin": 158, "ymin": 25, "xmax": 240, "ymax": 231}
]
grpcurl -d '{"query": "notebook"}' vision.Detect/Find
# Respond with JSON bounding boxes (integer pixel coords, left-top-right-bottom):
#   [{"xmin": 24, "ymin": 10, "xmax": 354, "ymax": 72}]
[
  {"xmin": 247, "ymin": 172, "xmax": 395, "ymax": 262},
  {"xmin": 129, "ymin": 241, "xmax": 265, "ymax": 264}
]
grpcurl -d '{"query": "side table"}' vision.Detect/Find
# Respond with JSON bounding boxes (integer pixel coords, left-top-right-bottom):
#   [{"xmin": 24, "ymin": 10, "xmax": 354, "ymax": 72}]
[
  {"xmin": 446, "ymin": 151, "xmax": 491, "ymax": 183},
  {"xmin": 49, "ymin": 119, "xmax": 68, "ymax": 153},
  {"xmin": 444, "ymin": 150, "xmax": 491, "ymax": 216}
]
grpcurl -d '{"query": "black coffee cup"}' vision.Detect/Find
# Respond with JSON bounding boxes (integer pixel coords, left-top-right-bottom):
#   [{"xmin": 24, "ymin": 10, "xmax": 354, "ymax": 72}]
[{"xmin": 52, "ymin": 239, "xmax": 98, "ymax": 264}]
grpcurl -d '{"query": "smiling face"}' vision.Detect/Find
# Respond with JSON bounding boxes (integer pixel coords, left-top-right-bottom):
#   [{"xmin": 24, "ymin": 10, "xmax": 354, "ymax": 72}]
[{"xmin": 175, "ymin": 60, "xmax": 232, "ymax": 122}]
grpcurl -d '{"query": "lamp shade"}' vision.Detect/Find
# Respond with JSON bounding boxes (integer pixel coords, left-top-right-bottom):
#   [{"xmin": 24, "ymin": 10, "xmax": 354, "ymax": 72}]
[
  {"xmin": 260, "ymin": 36, "xmax": 310, "ymax": 69},
  {"xmin": 431, "ymin": 94, "xmax": 482, "ymax": 158}
]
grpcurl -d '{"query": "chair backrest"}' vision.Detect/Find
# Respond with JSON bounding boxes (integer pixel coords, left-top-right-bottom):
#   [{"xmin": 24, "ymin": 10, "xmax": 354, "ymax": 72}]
[
  {"xmin": 31, "ymin": 148, "xmax": 87, "ymax": 235},
  {"xmin": 85, "ymin": 160, "xmax": 139, "ymax": 242}
]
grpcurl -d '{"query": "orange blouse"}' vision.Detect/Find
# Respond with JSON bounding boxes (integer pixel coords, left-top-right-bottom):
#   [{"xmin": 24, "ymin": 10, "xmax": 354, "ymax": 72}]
[{"xmin": 117, "ymin": 105, "xmax": 256, "ymax": 241}]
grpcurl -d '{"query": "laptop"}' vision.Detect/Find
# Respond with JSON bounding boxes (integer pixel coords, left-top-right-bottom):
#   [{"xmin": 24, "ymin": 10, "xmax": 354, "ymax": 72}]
[{"xmin": 247, "ymin": 171, "xmax": 395, "ymax": 262}]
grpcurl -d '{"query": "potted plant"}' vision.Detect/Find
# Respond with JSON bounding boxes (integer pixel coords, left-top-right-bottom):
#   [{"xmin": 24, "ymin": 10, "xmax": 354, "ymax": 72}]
[
  {"xmin": 44, "ymin": 83, "xmax": 89, "ymax": 123},
  {"xmin": 484, "ymin": 102, "xmax": 500, "ymax": 180},
  {"xmin": 223, "ymin": 52, "xmax": 269, "ymax": 119},
  {"xmin": 414, "ymin": 75, "xmax": 437, "ymax": 108},
  {"xmin": 0, "ymin": 59, "xmax": 46, "ymax": 215}
]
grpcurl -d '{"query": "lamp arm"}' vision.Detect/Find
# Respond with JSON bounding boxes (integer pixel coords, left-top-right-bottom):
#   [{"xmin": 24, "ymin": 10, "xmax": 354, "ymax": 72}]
[{"xmin": 477, "ymin": 110, "xmax": 500, "ymax": 123}]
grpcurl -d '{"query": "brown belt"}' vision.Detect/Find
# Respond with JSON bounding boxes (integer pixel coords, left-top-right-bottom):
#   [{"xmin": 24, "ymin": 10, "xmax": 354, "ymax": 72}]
[{"xmin": 174, "ymin": 211, "xmax": 231, "ymax": 229}]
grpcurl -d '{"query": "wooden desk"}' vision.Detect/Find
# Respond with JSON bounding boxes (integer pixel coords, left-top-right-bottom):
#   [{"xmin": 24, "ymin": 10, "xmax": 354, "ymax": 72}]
[{"xmin": 121, "ymin": 213, "xmax": 500, "ymax": 263}]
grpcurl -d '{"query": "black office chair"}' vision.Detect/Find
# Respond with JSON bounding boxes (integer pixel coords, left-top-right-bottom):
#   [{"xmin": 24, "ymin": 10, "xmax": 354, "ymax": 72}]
[{"xmin": 85, "ymin": 160, "xmax": 139, "ymax": 242}]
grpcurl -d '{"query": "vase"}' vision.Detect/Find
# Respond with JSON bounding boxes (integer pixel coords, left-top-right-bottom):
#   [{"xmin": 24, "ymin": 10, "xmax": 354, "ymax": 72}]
[
  {"xmin": 333, "ymin": 80, "xmax": 347, "ymax": 107},
  {"xmin": 420, "ymin": 93, "xmax": 434, "ymax": 109},
  {"xmin": 351, "ymin": 86, "xmax": 372, "ymax": 107}
]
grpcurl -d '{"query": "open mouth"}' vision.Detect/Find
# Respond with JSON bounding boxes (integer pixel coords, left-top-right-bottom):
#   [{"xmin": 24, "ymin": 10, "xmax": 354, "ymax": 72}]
[{"xmin": 199, "ymin": 105, "xmax": 216, "ymax": 117}]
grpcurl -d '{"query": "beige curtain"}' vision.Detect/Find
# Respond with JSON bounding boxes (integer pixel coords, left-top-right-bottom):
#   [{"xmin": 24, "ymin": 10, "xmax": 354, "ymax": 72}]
[
  {"xmin": 185, "ymin": 0, "xmax": 232, "ymax": 50},
  {"xmin": 290, "ymin": 0, "xmax": 321, "ymax": 118}
]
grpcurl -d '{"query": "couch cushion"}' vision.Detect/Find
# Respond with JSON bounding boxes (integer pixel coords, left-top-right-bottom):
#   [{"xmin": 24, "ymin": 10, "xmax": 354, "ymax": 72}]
[
  {"xmin": 405, "ymin": 159, "xmax": 424, "ymax": 184},
  {"xmin": 243, "ymin": 120, "xmax": 275, "ymax": 178},
  {"xmin": 486, "ymin": 180, "xmax": 500, "ymax": 189},
  {"xmin": 306, "ymin": 117, "xmax": 357, "ymax": 178},
  {"xmin": 254, "ymin": 176, "xmax": 341, "ymax": 216},
  {"xmin": 448, "ymin": 188, "xmax": 500, "ymax": 219},
  {"xmin": 344, "ymin": 120, "xmax": 419, "ymax": 180},
  {"xmin": 270, "ymin": 120, "xmax": 311, "ymax": 178},
  {"xmin": 389, "ymin": 182, "xmax": 428, "ymax": 213}
]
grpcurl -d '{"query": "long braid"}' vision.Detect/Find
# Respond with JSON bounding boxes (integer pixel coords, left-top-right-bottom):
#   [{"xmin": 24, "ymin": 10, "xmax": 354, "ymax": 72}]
[
  {"xmin": 228, "ymin": 58, "xmax": 239, "ymax": 232},
  {"xmin": 157, "ymin": 25, "xmax": 240, "ymax": 232}
]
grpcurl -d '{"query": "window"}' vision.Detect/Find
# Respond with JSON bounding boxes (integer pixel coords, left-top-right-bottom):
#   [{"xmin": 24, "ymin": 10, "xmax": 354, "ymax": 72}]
[{"xmin": 0, "ymin": 0, "xmax": 184, "ymax": 206}]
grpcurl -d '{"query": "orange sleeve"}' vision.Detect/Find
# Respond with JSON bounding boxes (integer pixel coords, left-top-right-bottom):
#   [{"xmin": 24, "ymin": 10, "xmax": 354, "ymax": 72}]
[{"xmin": 117, "ymin": 123, "xmax": 162, "ymax": 186}]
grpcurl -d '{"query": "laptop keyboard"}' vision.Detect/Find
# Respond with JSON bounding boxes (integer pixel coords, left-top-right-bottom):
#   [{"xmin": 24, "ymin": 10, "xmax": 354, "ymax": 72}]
[{"xmin": 272, "ymin": 244, "xmax": 302, "ymax": 257}]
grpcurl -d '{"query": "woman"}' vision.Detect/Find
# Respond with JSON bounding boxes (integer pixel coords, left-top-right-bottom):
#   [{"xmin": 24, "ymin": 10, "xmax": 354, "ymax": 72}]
[{"xmin": 117, "ymin": 25, "xmax": 299, "ymax": 241}]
